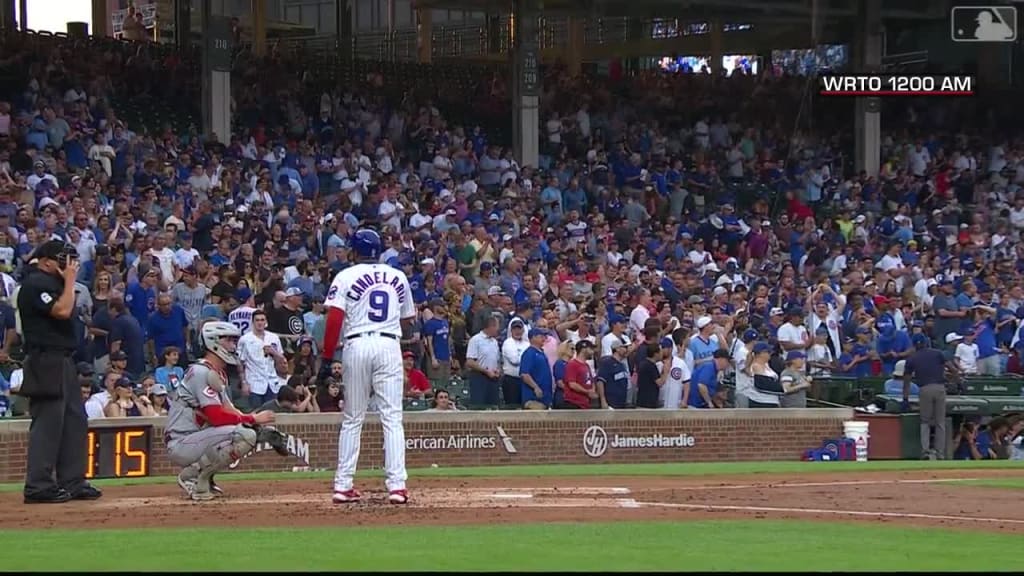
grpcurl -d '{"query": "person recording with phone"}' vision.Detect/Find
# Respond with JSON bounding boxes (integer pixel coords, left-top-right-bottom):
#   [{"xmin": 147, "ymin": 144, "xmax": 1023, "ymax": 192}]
[{"xmin": 18, "ymin": 240, "xmax": 102, "ymax": 504}]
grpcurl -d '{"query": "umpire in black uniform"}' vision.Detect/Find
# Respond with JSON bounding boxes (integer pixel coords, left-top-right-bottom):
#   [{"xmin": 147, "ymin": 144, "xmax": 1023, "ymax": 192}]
[{"xmin": 19, "ymin": 240, "xmax": 102, "ymax": 503}]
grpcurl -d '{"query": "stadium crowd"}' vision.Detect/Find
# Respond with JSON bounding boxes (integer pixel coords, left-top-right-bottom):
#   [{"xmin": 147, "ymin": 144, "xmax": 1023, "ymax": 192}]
[{"xmin": 0, "ymin": 28, "xmax": 1022, "ymax": 457}]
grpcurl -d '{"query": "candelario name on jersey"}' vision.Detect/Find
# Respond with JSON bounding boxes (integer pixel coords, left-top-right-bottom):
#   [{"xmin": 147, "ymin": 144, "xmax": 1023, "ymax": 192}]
[{"xmin": 346, "ymin": 270, "xmax": 409, "ymax": 303}]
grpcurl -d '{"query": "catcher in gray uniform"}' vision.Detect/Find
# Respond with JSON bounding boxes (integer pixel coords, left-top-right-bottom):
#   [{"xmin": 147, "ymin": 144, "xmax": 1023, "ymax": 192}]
[{"xmin": 166, "ymin": 321, "xmax": 286, "ymax": 501}]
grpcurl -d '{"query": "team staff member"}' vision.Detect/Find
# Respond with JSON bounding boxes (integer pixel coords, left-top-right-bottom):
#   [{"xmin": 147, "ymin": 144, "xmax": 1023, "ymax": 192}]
[
  {"xmin": 903, "ymin": 334, "xmax": 961, "ymax": 460},
  {"xmin": 19, "ymin": 241, "xmax": 102, "ymax": 504}
]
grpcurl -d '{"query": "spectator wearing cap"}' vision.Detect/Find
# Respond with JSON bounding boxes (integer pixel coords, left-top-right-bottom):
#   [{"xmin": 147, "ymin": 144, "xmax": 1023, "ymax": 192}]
[
  {"xmin": 124, "ymin": 262, "xmax": 159, "ymax": 337},
  {"xmin": 403, "ymin": 351, "xmax": 431, "ymax": 400},
  {"xmin": 501, "ymin": 318, "xmax": 530, "ymax": 407},
  {"xmin": 147, "ymin": 292, "xmax": 189, "ymax": 369},
  {"xmin": 848, "ymin": 328, "xmax": 874, "ymax": 378},
  {"xmin": 932, "ymin": 278, "xmax": 966, "ymax": 350},
  {"xmin": 600, "ymin": 314, "xmax": 632, "ymax": 361},
  {"xmin": 969, "ymin": 304, "xmax": 1001, "ymax": 376},
  {"xmin": 108, "ymin": 294, "xmax": 146, "ymax": 379},
  {"xmin": 171, "ymin": 265, "xmax": 210, "ymax": 349},
  {"xmin": 561, "ymin": 340, "xmax": 599, "ymax": 409},
  {"xmin": 688, "ymin": 348, "xmax": 731, "ymax": 408},
  {"xmin": 806, "ymin": 327, "xmax": 835, "ymax": 378},
  {"xmin": 951, "ymin": 332, "xmax": 979, "ymax": 375},
  {"xmin": 779, "ymin": 351, "xmax": 812, "ymax": 408},
  {"xmin": 743, "ymin": 342, "xmax": 782, "ymax": 408},
  {"xmin": 884, "ymin": 360, "xmax": 920, "ymax": 396},
  {"xmin": 596, "ymin": 337, "xmax": 631, "ymax": 409},
  {"xmin": 519, "ymin": 327, "xmax": 554, "ymax": 409},
  {"xmin": 875, "ymin": 301, "xmax": 912, "ymax": 376},
  {"xmin": 776, "ymin": 307, "xmax": 811, "ymax": 360},
  {"xmin": 904, "ymin": 332, "xmax": 961, "ymax": 460},
  {"xmin": 423, "ymin": 300, "xmax": 453, "ymax": 388},
  {"xmin": 465, "ymin": 316, "xmax": 502, "ymax": 408},
  {"xmin": 688, "ymin": 315, "xmax": 724, "ymax": 369},
  {"xmin": 268, "ymin": 287, "xmax": 306, "ymax": 349},
  {"xmin": 104, "ymin": 375, "xmax": 156, "ymax": 418}
]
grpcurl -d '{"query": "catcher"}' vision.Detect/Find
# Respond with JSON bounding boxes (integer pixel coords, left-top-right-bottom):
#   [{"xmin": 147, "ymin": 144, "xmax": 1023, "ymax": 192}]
[{"xmin": 166, "ymin": 321, "xmax": 288, "ymax": 501}]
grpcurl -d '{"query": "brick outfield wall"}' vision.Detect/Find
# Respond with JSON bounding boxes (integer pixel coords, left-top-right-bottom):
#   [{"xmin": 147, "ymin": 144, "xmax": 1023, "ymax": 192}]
[{"xmin": 0, "ymin": 409, "xmax": 854, "ymax": 482}]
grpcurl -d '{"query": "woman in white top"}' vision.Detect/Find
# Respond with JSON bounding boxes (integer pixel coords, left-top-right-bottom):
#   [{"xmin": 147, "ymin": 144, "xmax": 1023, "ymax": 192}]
[{"xmin": 744, "ymin": 342, "xmax": 781, "ymax": 408}]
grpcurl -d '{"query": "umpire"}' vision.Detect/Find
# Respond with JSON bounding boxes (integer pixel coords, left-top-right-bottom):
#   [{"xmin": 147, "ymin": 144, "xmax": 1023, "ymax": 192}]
[{"xmin": 19, "ymin": 240, "xmax": 102, "ymax": 504}]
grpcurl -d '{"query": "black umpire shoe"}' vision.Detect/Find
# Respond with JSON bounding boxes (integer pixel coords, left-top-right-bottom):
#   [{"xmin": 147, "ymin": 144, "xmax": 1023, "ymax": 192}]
[
  {"xmin": 69, "ymin": 485, "xmax": 103, "ymax": 501},
  {"xmin": 24, "ymin": 487, "xmax": 73, "ymax": 504}
]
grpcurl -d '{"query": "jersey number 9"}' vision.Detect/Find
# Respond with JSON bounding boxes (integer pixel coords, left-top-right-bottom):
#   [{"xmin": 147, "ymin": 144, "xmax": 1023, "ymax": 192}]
[{"xmin": 368, "ymin": 290, "xmax": 389, "ymax": 322}]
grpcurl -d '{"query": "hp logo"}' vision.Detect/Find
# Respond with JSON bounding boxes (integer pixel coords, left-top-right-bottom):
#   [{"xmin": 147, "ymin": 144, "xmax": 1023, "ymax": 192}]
[{"xmin": 582, "ymin": 425, "xmax": 609, "ymax": 458}]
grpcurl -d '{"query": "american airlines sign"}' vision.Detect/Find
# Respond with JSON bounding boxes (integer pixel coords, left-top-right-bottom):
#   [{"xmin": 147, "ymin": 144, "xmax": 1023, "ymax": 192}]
[{"xmin": 406, "ymin": 426, "xmax": 518, "ymax": 454}]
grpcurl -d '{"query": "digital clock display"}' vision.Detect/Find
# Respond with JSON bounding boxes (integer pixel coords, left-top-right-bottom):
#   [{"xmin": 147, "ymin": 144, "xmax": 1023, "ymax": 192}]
[{"xmin": 85, "ymin": 426, "xmax": 153, "ymax": 479}]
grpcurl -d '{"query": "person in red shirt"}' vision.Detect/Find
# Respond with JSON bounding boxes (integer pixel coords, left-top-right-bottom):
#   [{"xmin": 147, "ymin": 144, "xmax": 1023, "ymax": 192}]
[
  {"xmin": 560, "ymin": 340, "xmax": 597, "ymax": 409},
  {"xmin": 403, "ymin": 351, "xmax": 432, "ymax": 399}
]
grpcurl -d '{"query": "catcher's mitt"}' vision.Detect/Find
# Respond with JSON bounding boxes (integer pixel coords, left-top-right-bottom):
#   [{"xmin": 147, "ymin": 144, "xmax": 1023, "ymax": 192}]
[{"xmin": 253, "ymin": 425, "xmax": 289, "ymax": 456}]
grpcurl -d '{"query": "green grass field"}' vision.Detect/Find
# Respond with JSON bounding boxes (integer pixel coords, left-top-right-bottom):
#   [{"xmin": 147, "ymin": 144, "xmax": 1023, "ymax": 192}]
[{"xmin": 1, "ymin": 460, "xmax": 1021, "ymax": 571}]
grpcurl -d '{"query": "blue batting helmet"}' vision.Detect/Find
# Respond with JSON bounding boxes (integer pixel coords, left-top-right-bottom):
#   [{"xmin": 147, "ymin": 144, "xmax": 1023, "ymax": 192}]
[{"xmin": 351, "ymin": 229, "xmax": 382, "ymax": 261}]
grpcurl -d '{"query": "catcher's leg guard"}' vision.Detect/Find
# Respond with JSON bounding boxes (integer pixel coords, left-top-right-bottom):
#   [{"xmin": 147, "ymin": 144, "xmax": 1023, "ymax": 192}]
[{"xmin": 192, "ymin": 425, "xmax": 257, "ymax": 501}]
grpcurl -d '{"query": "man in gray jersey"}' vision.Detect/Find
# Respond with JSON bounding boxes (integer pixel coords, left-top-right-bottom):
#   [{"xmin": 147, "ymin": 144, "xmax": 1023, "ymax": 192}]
[
  {"xmin": 166, "ymin": 321, "xmax": 275, "ymax": 501},
  {"xmin": 170, "ymin": 266, "xmax": 209, "ymax": 354}
]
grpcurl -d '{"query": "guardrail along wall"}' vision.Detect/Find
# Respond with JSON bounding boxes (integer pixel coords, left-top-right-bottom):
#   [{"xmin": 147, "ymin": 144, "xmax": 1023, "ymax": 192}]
[{"xmin": 0, "ymin": 409, "xmax": 851, "ymax": 482}]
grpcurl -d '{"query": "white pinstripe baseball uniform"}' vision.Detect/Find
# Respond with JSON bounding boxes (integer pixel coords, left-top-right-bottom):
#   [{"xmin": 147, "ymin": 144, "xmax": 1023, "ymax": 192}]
[{"xmin": 326, "ymin": 263, "xmax": 415, "ymax": 493}]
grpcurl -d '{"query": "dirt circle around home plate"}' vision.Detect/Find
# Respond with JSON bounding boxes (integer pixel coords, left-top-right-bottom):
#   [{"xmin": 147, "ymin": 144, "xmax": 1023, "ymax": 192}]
[{"xmin": 1, "ymin": 468, "xmax": 1022, "ymax": 533}]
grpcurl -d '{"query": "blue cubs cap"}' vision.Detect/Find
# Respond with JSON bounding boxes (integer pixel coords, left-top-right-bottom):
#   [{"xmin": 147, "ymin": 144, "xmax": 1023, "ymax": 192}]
[
  {"xmin": 528, "ymin": 328, "xmax": 550, "ymax": 339},
  {"xmin": 741, "ymin": 328, "xmax": 759, "ymax": 343},
  {"xmin": 235, "ymin": 287, "xmax": 252, "ymax": 302},
  {"xmin": 660, "ymin": 337, "xmax": 674, "ymax": 349},
  {"xmin": 911, "ymin": 333, "xmax": 928, "ymax": 347},
  {"xmin": 786, "ymin": 350, "xmax": 806, "ymax": 361},
  {"xmin": 610, "ymin": 314, "xmax": 626, "ymax": 325},
  {"xmin": 752, "ymin": 342, "xmax": 772, "ymax": 354}
]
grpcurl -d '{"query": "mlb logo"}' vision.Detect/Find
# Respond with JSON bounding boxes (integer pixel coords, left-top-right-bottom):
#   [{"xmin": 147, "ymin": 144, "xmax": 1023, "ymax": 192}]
[{"xmin": 951, "ymin": 6, "xmax": 1017, "ymax": 42}]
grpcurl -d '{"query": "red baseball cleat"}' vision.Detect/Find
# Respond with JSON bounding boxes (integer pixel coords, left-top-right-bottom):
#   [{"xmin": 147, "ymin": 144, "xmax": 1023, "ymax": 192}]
[
  {"xmin": 388, "ymin": 489, "xmax": 409, "ymax": 504},
  {"xmin": 332, "ymin": 489, "xmax": 362, "ymax": 504}
]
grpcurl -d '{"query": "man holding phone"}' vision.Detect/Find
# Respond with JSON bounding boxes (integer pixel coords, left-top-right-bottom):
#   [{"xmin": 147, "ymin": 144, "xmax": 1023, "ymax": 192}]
[
  {"xmin": 238, "ymin": 310, "xmax": 289, "ymax": 410},
  {"xmin": 18, "ymin": 240, "xmax": 102, "ymax": 504}
]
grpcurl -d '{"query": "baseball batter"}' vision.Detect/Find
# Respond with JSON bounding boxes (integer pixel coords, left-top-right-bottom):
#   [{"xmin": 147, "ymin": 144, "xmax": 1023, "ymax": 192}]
[
  {"xmin": 322, "ymin": 229, "xmax": 416, "ymax": 504},
  {"xmin": 165, "ymin": 321, "xmax": 276, "ymax": 501}
]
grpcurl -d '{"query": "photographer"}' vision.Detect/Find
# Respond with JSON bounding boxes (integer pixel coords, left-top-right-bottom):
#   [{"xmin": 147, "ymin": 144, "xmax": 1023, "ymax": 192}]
[{"xmin": 18, "ymin": 240, "xmax": 102, "ymax": 504}]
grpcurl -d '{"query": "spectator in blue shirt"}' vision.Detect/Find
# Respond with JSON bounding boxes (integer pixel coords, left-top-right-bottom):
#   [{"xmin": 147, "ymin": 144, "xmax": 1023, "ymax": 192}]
[
  {"xmin": 972, "ymin": 307, "xmax": 1001, "ymax": 375},
  {"xmin": 519, "ymin": 328, "xmax": 554, "ymax": 408},
  {"xmin": 125, "ymin": 262, "xmax": 159, "ymax": 337},
  {"xmin": 688, "ymin": 348, "xmax": 731, "ymax": 408},
  {"xmin": 146, "ymin": 293, "xmax": 189, "ymax": 366},
  {"xmin": 422, "ymin": 301, "xmax": 452, "ymax": 386}
]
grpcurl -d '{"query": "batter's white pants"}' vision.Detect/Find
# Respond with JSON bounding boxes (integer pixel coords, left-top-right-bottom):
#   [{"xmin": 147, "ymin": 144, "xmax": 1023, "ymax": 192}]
[{"xmin": 333, "ymin": 335, "xmax": 407, "ymax": 492}]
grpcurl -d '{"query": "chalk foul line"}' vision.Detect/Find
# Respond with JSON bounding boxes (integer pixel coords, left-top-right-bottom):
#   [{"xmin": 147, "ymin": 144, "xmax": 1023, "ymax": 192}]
[
  {"xmin": 636, "ymin": 501, "xmax": 1024, "ymax": 525},
  {"xmin": 660, "ymin": 477, "xmax": 984, "ymax": 491}
]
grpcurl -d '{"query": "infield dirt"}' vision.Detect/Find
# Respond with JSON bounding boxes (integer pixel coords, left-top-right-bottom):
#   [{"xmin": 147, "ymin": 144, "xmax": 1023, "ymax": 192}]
[{"xmin": 1, "ymin": 468, "xmax": 1022, "ymax": 533}]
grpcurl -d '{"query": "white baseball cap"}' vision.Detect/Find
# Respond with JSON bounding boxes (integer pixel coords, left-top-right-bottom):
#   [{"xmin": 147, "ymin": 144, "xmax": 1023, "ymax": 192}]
[{"xmin": 696, "ymin": 316, "xmax": 713, "ymax": 329}]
